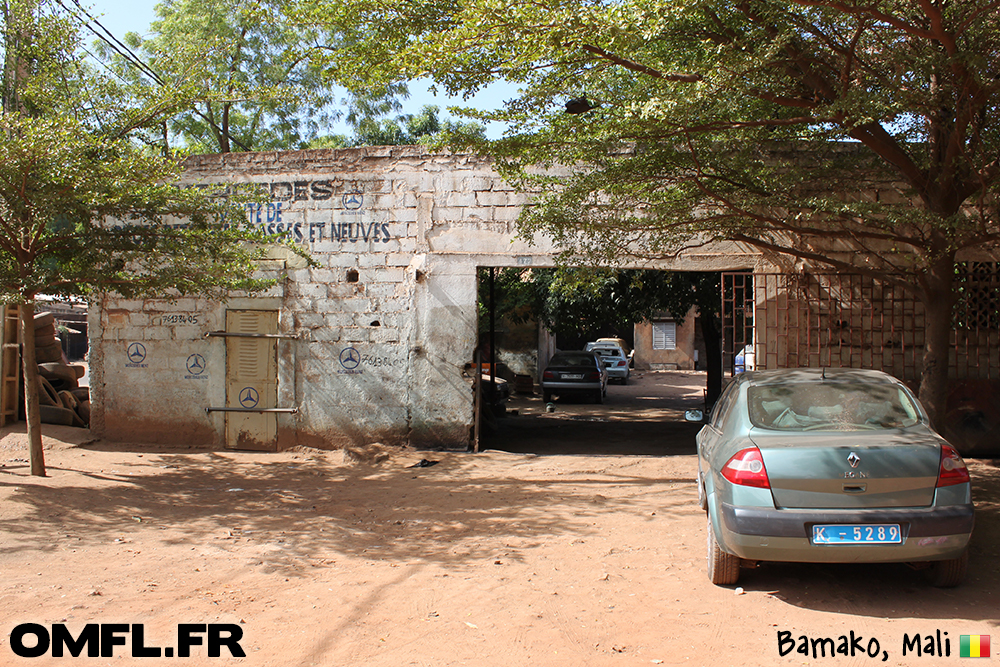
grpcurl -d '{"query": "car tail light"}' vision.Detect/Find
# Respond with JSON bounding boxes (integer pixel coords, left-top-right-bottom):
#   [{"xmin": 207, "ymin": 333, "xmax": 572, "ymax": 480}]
[
  {"xmin": 936, "ymin": 444, "xmax": 970, "ymax": 487},
  {"xmin": 615, "ymin": 360, "xmax": 627, "ymax": 367},
  {"xmin": 542, "ymin": 370, "xmax": 556, "ymax": 381},
  {"xmin": 585, "ymin": 370, "xmax": 601, "ymax": 381},
  {"xmin": 721, "ymin": 447, "xmax": 770, "ymax": 488}
]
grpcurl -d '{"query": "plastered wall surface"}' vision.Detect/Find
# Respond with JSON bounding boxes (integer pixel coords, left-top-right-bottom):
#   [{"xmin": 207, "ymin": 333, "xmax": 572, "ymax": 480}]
[
  {"xmin": 91, "ymin": 147, "xmax": 763, "ymax": 449},
  {"xmin": 634, "ymin": 307, "xmax": 699, "ymax": 370}
]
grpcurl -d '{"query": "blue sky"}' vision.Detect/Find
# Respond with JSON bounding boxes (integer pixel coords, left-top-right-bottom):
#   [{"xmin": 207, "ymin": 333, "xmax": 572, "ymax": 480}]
[{"xmin": 83, "ymin": 0, "xmax": 514, "ymax": 139}]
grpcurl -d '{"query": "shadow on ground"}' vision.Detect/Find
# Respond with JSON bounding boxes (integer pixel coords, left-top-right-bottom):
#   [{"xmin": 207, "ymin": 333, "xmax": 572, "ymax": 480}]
[
  {"xmin": 707, "ymin": 459, "xmax": 1000, "ymax": 623},
  {"xmin": 482, "ymin": 414, "xmax": 702, "ymax": 456},
  {"xmin": 481, "ymin": 370, "xmax": 706, "ymax": 456},
  {"xmin": 0, "ymin": 446, "xmax": 696, "ymax": 578}
]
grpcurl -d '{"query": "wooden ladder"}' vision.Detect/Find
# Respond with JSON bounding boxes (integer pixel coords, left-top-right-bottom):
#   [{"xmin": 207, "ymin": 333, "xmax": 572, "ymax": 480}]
[{"xmin": 0, "ymin": 304, "xmax": 20, "ymax": 426}]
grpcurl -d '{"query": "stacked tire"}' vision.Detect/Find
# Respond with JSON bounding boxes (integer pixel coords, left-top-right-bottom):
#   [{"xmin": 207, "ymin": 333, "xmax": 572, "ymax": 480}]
[{"xmin": 33, "ymin": 312, "xmax": 89, "ymax": 428}]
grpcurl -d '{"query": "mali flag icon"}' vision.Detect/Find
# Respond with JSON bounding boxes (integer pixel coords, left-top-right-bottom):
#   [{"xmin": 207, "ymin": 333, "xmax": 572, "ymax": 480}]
[{"xmin": 961, "ymin": 635, "xmax": 990, "ymax": 658}]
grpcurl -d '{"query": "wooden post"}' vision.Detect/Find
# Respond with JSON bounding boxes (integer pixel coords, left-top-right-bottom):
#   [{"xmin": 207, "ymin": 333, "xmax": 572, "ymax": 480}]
[{"xmin": 473, "ymin": 348, "xmax": 481, "ymax": 453}]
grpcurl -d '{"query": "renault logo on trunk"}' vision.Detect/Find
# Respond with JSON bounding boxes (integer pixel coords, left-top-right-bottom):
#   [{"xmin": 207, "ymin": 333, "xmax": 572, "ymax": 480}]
[{"xmin": 847, "ymin": 452, "xmax": 861, "ymax": 468}]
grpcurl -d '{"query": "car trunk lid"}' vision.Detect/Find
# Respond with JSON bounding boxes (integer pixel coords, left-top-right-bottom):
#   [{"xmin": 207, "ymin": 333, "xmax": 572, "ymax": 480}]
[{"xmin": 749, "ymin": 429, "xmax": 942, "ymax": 509}]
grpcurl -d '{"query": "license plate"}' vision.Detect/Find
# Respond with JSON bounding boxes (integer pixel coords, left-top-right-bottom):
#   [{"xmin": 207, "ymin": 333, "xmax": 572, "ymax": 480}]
[
  {"xmin": 563, "ymin": 373, "xmax": 584, "ymax": 380},
  {"xmin": 812, "ymin": 524, "xmax": 901, "ymax": 545}
]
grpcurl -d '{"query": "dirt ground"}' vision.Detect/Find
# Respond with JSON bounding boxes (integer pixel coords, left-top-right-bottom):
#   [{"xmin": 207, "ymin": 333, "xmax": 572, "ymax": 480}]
[{"xmin": 1, "ymin": 371, "xmax": 998, "ymax": 666}]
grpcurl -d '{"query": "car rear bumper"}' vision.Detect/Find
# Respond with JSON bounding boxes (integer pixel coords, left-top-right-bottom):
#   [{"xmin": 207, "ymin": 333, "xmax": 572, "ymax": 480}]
[
  {"xmin": 605, "ymin": 367, "xmax": 629, "ymax": 379},
  {"xmin": 718, "ymin": 502, "xmax": 974, "ymax": 562},
  {"xmin": 541, "ymin": 381, "xmax": 602, "ymax": 394}
]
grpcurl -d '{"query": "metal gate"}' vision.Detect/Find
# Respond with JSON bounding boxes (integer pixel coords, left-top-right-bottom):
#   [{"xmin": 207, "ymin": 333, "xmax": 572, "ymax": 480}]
[{"xmin": 722, "ymin": 265, "xmax": 1000, "ymax": 381}]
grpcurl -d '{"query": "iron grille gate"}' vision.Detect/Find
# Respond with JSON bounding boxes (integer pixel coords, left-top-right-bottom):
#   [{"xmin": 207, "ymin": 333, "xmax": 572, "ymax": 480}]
[{"xmin": 721, "ymin": 266, "xmax": 1000, "ymax": 382}]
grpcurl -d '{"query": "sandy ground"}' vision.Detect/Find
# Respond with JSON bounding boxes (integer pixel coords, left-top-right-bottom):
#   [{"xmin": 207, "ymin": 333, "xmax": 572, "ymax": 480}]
[{"xmin": 1, "ymin": 372, "xmax": 998, "ymax": 666}]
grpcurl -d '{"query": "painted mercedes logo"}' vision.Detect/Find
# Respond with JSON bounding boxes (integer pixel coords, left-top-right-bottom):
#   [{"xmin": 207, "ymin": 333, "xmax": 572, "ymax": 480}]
[
  {"xmin": 127, "ymin": 342, "xmax": 146, "ymax": 363},
  {"xmin": 339, "ymin": 347, "xmax": 360, "ymax": 369},
  {"xmin": 239, "ymin": 387, "xmax": 260, "ymax": 408},
  {"xmin": 343, "ymin": 193, "xmax": 363, "ymax": 210},
  {"xmin": 186, "ymin": 354, "xmax": 206, "ymax": 375},
  {"xmin": 847, "ymin": 452, "xmax": 861, "ymax": 468}
]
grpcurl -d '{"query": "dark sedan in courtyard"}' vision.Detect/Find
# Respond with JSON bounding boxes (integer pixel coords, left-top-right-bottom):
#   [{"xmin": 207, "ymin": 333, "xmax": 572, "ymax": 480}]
[{"xmin": 541, "ymin": 351, "xmax": 608, "ymax": 404}]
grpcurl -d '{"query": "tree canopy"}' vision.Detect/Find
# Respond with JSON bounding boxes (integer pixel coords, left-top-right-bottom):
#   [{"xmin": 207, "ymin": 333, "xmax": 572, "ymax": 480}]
[
  {"xmin": 310, "ymin": 104, "xmax": 486, "ymax": 149},
  {"xmin": 348, "ymin": 104, "xmax": 485, "ymax": 148},
  {"xmin": 305, "ymin": 0, "xmax": 1000, "ymax": 426},
  {"xmin": 103, "ymin": 0, "xmax": 341, "ymax": 153},
  {"xmin": 2, "ymin": 0, "xmax": 286, "ymax": 475}
]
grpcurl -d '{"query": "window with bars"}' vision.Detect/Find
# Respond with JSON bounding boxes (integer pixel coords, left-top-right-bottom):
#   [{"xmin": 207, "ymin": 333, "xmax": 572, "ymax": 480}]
[{"xmin": 652, "ymin": 321, "xmax": 677, "ymax": 350}]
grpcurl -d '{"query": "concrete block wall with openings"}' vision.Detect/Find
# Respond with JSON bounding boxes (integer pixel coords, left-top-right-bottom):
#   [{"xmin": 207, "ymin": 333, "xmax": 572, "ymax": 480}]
[{"xmin": 88, "ymin": 147, "xmax": 764, "ymax": 450}]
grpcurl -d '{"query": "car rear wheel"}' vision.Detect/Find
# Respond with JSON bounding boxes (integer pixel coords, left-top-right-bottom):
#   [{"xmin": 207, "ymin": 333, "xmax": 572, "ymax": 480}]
[
  {"xmin": 593, "ymin": 389, "xmax": 604, "ymax": 404},
  {"xmin": 707, "ymin": 512, "xmax": 741, "ymax": 585},
  {"xmin": 926, "ymin": 548, "xmax": 968, "ymax": 588},
  {"xmin": 542, "ymin": 390, "xmax": 552, "ymax": 403}
]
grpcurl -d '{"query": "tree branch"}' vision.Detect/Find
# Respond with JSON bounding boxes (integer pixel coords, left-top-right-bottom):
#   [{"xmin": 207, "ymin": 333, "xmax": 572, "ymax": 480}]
[
  {"xmin": 579, "ymin": 44, "xmax": 702, "ymax": 82},
  {"xmin": 789, "ymin": 0, "xmax": 935, "ymax": 40}
]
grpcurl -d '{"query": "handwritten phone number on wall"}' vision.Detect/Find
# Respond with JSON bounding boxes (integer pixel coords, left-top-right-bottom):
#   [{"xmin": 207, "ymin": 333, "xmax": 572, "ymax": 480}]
[
  {"xmin": 361, "ymin": 355, "xmax": 403, "ymax": 368},
  {"xmin": 160, "ymin": 314, "xmax": 199, "ymax": 325}
]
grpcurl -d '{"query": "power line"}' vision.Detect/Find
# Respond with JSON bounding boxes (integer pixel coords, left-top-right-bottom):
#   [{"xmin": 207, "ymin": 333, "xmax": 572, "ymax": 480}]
[
  {"xmin": 56, "ymin": 0, "xmax": 164, "ymax": 84},
  {"xmin": 51, "ymin": 0, "xmax": 253, "ymax": 151}
]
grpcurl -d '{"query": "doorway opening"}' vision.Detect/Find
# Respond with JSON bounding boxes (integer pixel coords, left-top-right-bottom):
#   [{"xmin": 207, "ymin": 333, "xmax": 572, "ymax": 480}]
[{"xmin": 472, "ymin": 266, "xmax": 733, "ymax": 455}]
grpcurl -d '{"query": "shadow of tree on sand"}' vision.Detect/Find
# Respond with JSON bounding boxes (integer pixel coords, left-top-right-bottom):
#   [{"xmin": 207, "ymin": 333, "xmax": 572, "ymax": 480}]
[{"xmin": 0, "ymin": 447, "xmax": 701, "ymax": 579}]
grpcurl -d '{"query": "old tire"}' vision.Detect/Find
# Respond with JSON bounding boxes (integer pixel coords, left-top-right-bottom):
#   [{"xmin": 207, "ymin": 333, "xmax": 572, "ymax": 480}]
[
  {"xmin": 33, "ymin": 312, "xmax": 54, "ymax": 329},
  {"xmin": 926, "ymin": 549, "xmax": 968, "ymax": 588},
  {"xmin": 59, "ymin": 390, "xmax": 79, "ymax": 411},
  {"xmin": 37, "ymin": 376, "xmax": 60, "ymax": 407},
  {"xmin": 36, "ymin": 344, "xmax": 64, "ymax": 363},
  {"xmin": 35, "ymin": 335, "xmax": 58, "ymax": 349},
  {"xmin": 40, "ymin": 404, "xmax": 76, "ymax": 426},
  {"xmin": 71, "ymin": 387, "xmax": 90, "ymax": 402},
  {"xmin": 39, "ymin": 363, "xmax": 79, "ymax": 389},
  {"xmin": 707, "ymin": 512, "xmax": 741, "ymax": 585},
  {"xmin": 34, "ymin": 322, "xmax": 56, "ymax": 341}
]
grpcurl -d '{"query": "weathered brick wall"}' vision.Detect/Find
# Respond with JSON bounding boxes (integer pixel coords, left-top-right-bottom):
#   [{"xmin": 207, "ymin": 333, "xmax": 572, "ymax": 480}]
[{"xmin": 90, "ymin": 147, "xmax": 762, "ymax": 449}]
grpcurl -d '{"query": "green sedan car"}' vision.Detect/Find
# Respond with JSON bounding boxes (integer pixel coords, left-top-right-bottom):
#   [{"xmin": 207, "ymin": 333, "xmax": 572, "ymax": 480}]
[{"xmin": 692, "ymin": 368, "xmax": 974, "ymax": 587}]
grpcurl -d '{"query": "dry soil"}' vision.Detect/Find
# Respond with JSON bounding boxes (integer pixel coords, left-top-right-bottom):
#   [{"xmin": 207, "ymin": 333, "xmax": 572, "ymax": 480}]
[{"xmin": 1, "ymin": 372, "xmax": 997, "ymax": 666}]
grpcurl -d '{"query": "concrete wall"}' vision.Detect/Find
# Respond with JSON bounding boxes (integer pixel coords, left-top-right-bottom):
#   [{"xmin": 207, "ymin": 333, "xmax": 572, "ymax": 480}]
[
  {"xmin": 633, "ymin": 307, "xmax": 699, "ymax": 370},
  {"xmin": 90, "ymin": 147, "xmax": 763, "ymax": 449}
]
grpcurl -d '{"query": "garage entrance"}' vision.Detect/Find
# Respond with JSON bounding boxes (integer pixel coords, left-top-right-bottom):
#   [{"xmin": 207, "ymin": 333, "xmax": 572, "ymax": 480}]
[{"xmin": 473, "ymin": 266, "xmax": 727, "ymax": 455}]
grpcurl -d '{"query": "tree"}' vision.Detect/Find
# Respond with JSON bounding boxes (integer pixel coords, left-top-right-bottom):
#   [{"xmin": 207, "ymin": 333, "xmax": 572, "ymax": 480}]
[
  {"xmin": 345, "ymin": 104, "xmax": 486, "ymax": 147},
  {"xmin": 107, "ymin": 0, "xmax": 343, "ymax": 153},
  {"xmin": 2, "ymin": 0, "xmax": 281, "ymax": 476},
  {"xmin": 304, "ymin": 0, "xmax": 1000, "ymax": 428}
]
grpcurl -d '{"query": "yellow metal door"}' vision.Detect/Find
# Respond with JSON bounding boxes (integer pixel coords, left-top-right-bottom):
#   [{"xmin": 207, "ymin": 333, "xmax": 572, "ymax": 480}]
[{"xmin": 225, "ymin": 310, "xmax": 278, "ymax": 451}]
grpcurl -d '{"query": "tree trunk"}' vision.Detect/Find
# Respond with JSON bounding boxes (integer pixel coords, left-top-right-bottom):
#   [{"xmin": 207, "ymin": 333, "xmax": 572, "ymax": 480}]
[
  {"xmin": 702, "ymin": 311, "xmax": 723, "ymax": 409},
  {"xmin": 917, "ymin": 257, "xmax": 956, "ymax": 432},
  {"xmin": 19, "ymin": 301, "xmax": 45, "ymax": 476}
]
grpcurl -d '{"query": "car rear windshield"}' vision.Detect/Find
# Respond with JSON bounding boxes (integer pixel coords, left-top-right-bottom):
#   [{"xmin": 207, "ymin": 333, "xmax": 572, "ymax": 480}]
[
  {"xmin": 747, "ymin": 382, "xmax": 922, "ymax": 431},
  {"xmin": 549, "ymin": 353, "xmax": 597, "ymax": 367}
]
